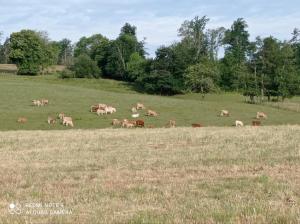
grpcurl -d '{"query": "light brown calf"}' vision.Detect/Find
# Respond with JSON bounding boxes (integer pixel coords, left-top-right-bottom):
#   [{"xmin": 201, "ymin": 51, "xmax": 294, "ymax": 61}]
[
  {"xmin": 220, "ymin": 110, "xmax": 230, "ymax": 117},
  {"xmin": 48, "ymin": 116, "xmax": 56, "ymax": 124},
  {"xmin": 147, "ymin": 110, "xmax": 158, "ymax": 117},
  {"xmin": 112, "ymin": 119, "xmax": 121, "ymax": 126},
  {"xmin": 257, "ymin": 112, "xmax": 267, "ymax": 119},
  {"xmin": 17, "ymin": 117, "xmax": 27, "ymax": 123},
  {"xmin": 136, "ymin": 103, "xmax": 146, "ymax": 110},
  {"xmin": 41, "ymin": 99, "xmax": 49, "ymax": 105}
]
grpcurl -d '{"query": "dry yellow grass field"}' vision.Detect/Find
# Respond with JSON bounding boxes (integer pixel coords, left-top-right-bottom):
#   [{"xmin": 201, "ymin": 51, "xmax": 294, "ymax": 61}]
[
  {"xmin": 0, "ymin": 126, "xmax": 299, "ymax": 223},
  {"xmin": 0, "ymin": 64, "xmax": 18, "ymax": 73}
]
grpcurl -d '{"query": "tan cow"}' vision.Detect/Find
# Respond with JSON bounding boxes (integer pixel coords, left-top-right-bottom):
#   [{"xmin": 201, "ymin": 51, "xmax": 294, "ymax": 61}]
[
  {"xmin": 105, "ymin": 106, "xmax": 117, "ymax": 114},
  {"xmin": 121, "ymin": 119, "xmax": 136, "ymax": 128},
  {"xmin": 98, "ymin": 104, "xmax": 107, "ymax": 110},
  {"xmin": 147, "ymin": 110, "xmax": 158, "ymax": 117},
  {"xmin": 112, "ymin": 119, "xmax": 121, "ymax": 126},
  {"xmin": 131, "ymin": 107, "xmax": 138, "ymax": 113},
  {"xmin": 166, "ymin": 120, "xmax": 176, "ymax": 128},
  {"xmin": 97, "ymin": 109, "xmax": 107, "ymax": 116},
  {"xmin": 17, "ymin": 117, "xmax": 27, "ymax": 123},
  {"xmin": 58, "ymin": 113, "xmax": 65, "ymax": 120},
  {"xmin": 41, "ymin": 99, "xmax": 49, "ymax": 106},
  {"xmin": 48, "ymin": 116, "xmax": 56, "ymax": 124},
  {"xmin": 58, "ymin": 113, "xmax": 74, "ymax": 127},
  {"xmin": 136, "ymin": 103, "xmax": 146, "ymax": 110},
  {"xmin": 32, "ymin": 100, "xmax": 42, "ymax": 107},
  {"xmin": 235, "ymin": 120, "xmax": 244, "ymax": 127},
  {"xmin": 90, "ymin": 105, "xmax": 99, "ymax": 112},
  {"xmin": 220, "ymin": 110, "xmax": 230, "ymax": 117},
  {"xmin": 257, "ymin": 112, "xmax": 267, "ymax": 119}
]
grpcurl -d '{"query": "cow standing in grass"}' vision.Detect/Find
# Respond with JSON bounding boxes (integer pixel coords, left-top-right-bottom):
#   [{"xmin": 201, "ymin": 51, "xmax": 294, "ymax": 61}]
[
  {"xmin": 147, "ymin": 110, "xmax": 158, "ymax": 117},
  {"xmin": 235, "ymin": 120, "xmax": 244, "ymax": 127},
  {"xmin": 220, "ymin": 110, "xmax": 230, "ymax": 117},
  {"xmin": 257, "ymin": 112, "xmax": 267, "ymax": 119}
]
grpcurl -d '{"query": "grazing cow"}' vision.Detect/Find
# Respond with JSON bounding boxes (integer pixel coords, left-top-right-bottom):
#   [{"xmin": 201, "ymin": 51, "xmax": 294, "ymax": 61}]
[
  {"xmin": 147, "ymin": 110, "xmax": 158, "ymax": 117},
  {"xmin": 192, "ymin": 123, "xmax": 202, "ymax": 128},
  {"xmin": 220, "ymin": 110, "xmax": 230, "ymax": 117},
  {"xmin": 257, "ymin": 112, "xmax": 267, "ymax": 119},
  {"xmin": 32, "ymin": 100, "xmax": 42, "ymax": 107},
  {"xmin": 105, "ymin": 106, "xmax": 117, "ymax": 114},
  {"xmin": 17, "ymin": 117, "xmax": 27, "ymax": 123},
  {"xmin": 121, "ymin": 120, "xmax": 135, "ymax": 128},
  {"xmin": 41, "ymin": 99, "xmax": 49, "ymax": 106},
  {"xmin": 63, "ymin": 117, "xmax": 74, "ymax": 127},
  {"xmin": 252, "ymin": 120, "xmax": 261, "ymax": 126},
  {"xmin": 131, "ymin": 107, "xmax": 138, "ymax": 113},
  {"xmin": 166, "ymin": 120, "xmax": 176, "ymax": 128},
  {"xmin": 58, "ymin": 113, "xmax": 65, "ymax": 120},
  {"xmin": 97, "ymin": 109, "xmax": 107, "ymax": 116},
  {"xmin": 58, "ymin": 113, "xmax": 74, "ymax": 127},
  {"xmin": 48, "ymin": 116, "xmax": 56, "ymax": 124},
  {"xmin": 98, "ymin": 104, "xmax": 107, "ymax": 110},
  {"xmin": 136, "ymin": 103, "xmax": 146, "ymax": 110},
  {"xmin": 121, "ymin": 119, "xmax": 136, "ymax": 128},
  {"xmin": 135, "ymin": 120, "xmax": 145, "ymax": 128},
  {"xmin": 112, "ymin": 119, "xmax": 121, "ymax": 126},
  {"xmin": 90, "ymin": 105, "xmax": 99, "ymax": 112},
  {"xmin": 235, "ymin": 120, "xmax": 244, "ymax": 127},
  {"xmin": 132, "ymin": 113, "xmax": 140, "ymax": 118}
]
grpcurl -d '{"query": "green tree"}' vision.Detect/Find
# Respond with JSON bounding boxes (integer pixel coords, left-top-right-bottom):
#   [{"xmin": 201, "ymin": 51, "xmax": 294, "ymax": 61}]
[
  {"xmin": 126, "ymin": 52, "xmax": 147, "ymax": 81},
  {"xmin": 57, "ymin": 38, "xmax": 73, "ymax": 65},
  {"xmin": 71, "ymin": 54, "xmax": 100, "ymax": 78},
  {"xmin": 178, "ymin": 16, "xmax": 210, "ymax": 62},
  {"xmin": 184, "ymin": 59, "xmax": 220, "ymax": 98},
  {"xmin": 206, "ymin": 27, "xmax": 226, "ymax": 61},
  {"xmin": 105, "ymin": 23, "xmax": 145, "ymax": 80},
  {"xmin": 221, "ymin": 18, "xmax": 250, "ymax": 90},
  {"xmin": 9, "ymin": 30, "xmax": 55, "ymax": 75}
]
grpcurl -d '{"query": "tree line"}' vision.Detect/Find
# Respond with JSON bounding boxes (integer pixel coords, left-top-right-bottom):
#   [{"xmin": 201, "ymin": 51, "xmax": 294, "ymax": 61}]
[{"xmin": 1, "ymin": 16, "xmax": 300, "ymax": 101}]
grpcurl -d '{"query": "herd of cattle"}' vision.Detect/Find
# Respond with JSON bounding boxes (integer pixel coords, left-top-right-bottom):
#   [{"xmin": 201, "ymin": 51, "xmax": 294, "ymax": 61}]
[{"xmin": 16, "ymin": 100, "xmax": 268, "ymax": 128}]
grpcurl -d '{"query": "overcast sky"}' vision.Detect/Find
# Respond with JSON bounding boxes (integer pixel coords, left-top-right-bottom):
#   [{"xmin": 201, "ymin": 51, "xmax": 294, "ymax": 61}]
[{"xmin": 1, "ymin": 0, "xmax": 299, "ymax": 56}]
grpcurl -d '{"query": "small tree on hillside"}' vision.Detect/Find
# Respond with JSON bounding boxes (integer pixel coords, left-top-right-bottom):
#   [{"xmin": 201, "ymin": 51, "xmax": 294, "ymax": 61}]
[
  {"xmin": 184, "ymin": 60, "xmax": 219, "ymax": 98},
  {"xmin": 71, "ymin": 54, "xmax": 100, "ymax": 78}
]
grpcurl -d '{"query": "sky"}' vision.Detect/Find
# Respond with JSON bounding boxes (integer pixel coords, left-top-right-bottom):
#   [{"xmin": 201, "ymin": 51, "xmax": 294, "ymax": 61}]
[{"xmin": 1, "ymin": 0, "xmax": 300, "ymax": 56}]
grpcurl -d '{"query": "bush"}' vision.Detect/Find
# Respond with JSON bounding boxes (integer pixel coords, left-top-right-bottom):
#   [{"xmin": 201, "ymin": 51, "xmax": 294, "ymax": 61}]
[
  {"xmin": 71, "ymin": 54, "xmax": 101, "ymax": 78},
  {"xmin": 135, "ymin": 70, "xmax": 182, "ymax": 95},
  {"xmin": 59, "ymin": 69, "xmax": 75, "ymax": 79}
]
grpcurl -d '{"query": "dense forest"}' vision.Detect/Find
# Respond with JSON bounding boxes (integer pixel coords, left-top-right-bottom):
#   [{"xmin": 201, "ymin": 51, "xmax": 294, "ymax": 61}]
[{"xmin": 1, "ymin": 16, "xmax": 300, "ymax": 101}]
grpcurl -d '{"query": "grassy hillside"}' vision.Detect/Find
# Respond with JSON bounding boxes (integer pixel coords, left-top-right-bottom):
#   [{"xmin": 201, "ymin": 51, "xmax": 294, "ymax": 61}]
[
  {"xmin": 0, "ymin": 126, "xmax": 299, "ymax": 223},
  {"xmin": 0, "ymin": 74, "xmax": 299, "ymax": 130}
]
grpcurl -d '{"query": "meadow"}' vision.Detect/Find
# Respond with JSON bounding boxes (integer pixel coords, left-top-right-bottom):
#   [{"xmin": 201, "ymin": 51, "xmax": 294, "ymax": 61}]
[
  {"xmin": 0, "ymin": 126, "xmax": 299, "ymax": 223},
  {"xmin": 0, "ymin": 74, "xmax": 299, "ymax": 131}
]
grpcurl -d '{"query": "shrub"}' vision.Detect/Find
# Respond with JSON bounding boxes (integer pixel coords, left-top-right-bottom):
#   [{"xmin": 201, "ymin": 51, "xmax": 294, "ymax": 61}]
[
  {"xmin": 59, "ymin": 69, "xmax": 75, "ymax": 79},
  {"xmin": 71, "ymin": 54, "xmax": 101, "ymax": 78}
]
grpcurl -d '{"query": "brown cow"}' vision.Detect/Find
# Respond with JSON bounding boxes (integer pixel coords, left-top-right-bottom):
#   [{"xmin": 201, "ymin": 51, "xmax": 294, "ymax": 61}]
[
  {"xmin": 135, "ymin": 120, "xmax": 145, "ymax": 128},
  {"xmin": 17, "ymin": 117, "xmax": 27, "ymax": 123},
  {"xmin": 252, "ymin": 120, "xmax": 261, "ymax": 126},
  {"xmin": 192, "ymin": 123, "xmax": 203, "ymax": 128}
]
